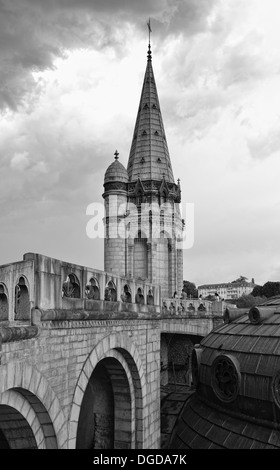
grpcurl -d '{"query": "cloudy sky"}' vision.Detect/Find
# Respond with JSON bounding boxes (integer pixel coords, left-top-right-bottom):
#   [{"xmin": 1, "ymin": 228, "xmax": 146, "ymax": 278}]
[{"xmin": 1, "ymin": 0, "xmax": 280, "ymax": 287}]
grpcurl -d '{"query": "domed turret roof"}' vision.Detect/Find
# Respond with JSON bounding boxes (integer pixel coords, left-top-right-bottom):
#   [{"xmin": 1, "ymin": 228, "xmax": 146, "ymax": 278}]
[
  {"xmin": 170, "ymin": 296, "xmax": 280, "ymax": 449},
  {"xmin": 104, "ymin": 151, "xmax": 128, "ymax": 184}
]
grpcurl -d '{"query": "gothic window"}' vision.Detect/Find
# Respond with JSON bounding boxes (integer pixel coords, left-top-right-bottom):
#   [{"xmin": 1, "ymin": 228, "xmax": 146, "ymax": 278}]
[
  {"xmin": 140, "ymin": 157, "xmax": 145, "ymax": 164},
  {"xmin": 62, "ymin": 274, "xmax": 81, "ymax": 298},
  {"xmin": 105, "ymin": 280, "xmax": 117, "ymax": 302},
  {"xmin": 149, "ymin": 210, "xmax": 153, "ymax": 238},
  {"xmin": 143, "ymin": 103, "xmax": 149, "ymax": 109},
  {"xmin": 169, "ymin": 302, "xmax": 176, "ymax": 315},
  {"xmin": 198, "ymin": 303, "xmax": 206, "ymax": 311},
  {"xmin": 136, "ymin": 193, "xmax": 142, "ymax": 208},
  {"xmin": 211, "ymin": 355, "xmax": 240, "ymax": 403},
  {"xmin": 14, "ymin": 277, "xmax": 30, "ymax": 321},
  {"xmin": 157, "ymin": 158, "xmax": 161, "ymax": 163},
  {"xmin": 154, "ymin": 131, "xmax": 159, "ymax": 135},
  {"xmin": 160, "ymin": 209, "xmax": 164, "ymax": 228},
  {"xmin": 135, "ymin": 287, "xmax": 144, "ymax": 305},
  {"xmin": 158, "ymin": 231, "xmax": 170, "ymax": 298},
  {"xmin": 0, "ymin": 284, "xmax": 8, "ymax": 321},
  {"xmin": 133, "ymin": 232, "xmax": 148, "ymax": 279},
  {"xmin": 85, "ymin": 278, "xmax": 100, "ymax": 300},
  {"xmin": 147, "ymin": 289, "xmax": 154, "ymax": 306},
  {"xmin": 142, "ymin": 130, "xmax": 147, "ymax": 136},
  {"xmin": 121, "ymin": 284, "xmax": 132, "ymax": 303},
  {"xmin": 152, "ymin": 104, "xmax": 157, "ymax": 109}
]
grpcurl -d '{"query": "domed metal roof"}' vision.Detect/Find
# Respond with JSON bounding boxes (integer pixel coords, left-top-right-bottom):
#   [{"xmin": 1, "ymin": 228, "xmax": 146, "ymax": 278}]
[
  {"xmin": 104, "ymin": 151, "xmax": 128, "ymax": 184},
  {"xmin": 170, "ymin": 296, "xmax": 280, "ymax": 449}
]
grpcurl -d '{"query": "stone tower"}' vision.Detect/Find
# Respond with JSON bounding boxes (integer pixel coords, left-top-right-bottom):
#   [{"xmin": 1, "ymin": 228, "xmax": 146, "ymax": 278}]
[{"xmin": 103, "ymin": 43, "xmax": 183, "ymax": 298}]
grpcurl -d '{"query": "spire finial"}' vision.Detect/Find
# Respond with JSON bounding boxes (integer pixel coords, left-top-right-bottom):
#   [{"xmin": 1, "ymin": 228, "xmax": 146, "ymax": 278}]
[
  {"xmin": 147, "ymin": 18, "xmax": 152, "ymax": 61},
  {"xmin": 114, "ymin": 150, "xmax": 119, "ymax": 160}
]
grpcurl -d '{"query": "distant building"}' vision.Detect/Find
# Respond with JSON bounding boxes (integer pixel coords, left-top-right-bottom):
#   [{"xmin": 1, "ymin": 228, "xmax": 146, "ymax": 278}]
[{"xmin": 198, "ymin": 277, "xmax": 255, "ymax": 300}]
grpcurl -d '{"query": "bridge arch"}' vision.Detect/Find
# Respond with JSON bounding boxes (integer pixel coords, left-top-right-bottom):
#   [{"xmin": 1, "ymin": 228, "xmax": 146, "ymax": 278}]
[
  {"xmin": 0, "ymin": 363, "xmax": 67, "ymax": 448},
  {"xmin": 69, "ymin": 332, "xmax": 146, "ymax": 450},
  {"xmin": 0, "ymin": 389, "xmax": 57, "ymax": 449}
]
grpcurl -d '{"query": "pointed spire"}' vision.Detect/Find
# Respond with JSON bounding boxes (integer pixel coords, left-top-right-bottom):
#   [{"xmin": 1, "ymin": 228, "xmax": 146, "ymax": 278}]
[{"xmin": 127, "ymin": 37, "xmax": 175, "ymax": 184}]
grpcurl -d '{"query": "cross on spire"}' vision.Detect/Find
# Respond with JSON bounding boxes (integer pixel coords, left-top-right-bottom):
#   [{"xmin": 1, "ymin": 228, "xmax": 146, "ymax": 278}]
[
  {"xmin": 114, "ymin": 150, "xmax": 119, "ymax": 160},
  {"xmin": 147, "ymin": 18, "xmax": 152, "ymax": 61},
  {"xmin": 147, "ymin": 18, "xmax": 152, "ymax": 44}
]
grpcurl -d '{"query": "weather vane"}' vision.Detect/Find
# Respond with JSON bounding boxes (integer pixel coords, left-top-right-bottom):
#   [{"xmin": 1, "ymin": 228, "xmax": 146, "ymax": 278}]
[{"xmin": 147, "ymin": 18, "xmax": 152, "ymax": 45}]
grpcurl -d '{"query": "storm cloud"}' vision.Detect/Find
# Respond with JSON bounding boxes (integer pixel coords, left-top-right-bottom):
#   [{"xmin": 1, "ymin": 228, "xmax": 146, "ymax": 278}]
[{"xmin": 1, "ymin": 0, "xmax": 280, "ymax": 285}]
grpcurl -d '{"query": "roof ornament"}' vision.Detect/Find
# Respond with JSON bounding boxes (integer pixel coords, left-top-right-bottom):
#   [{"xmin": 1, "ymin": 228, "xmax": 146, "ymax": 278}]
[
  {"xmin": 147, "ymin": 18, "xmax": 152, "ymax": 61},
  {"xmin": 114, "ymin": 150, "xmax": 119, "ymax": 160}
]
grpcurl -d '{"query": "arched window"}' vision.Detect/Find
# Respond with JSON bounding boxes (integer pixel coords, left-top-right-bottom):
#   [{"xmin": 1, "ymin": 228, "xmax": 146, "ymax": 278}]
[
  {"xmin": 14, "ymin": 277, "xmax": 30, "ymax": 321},
  {"xmin": 85, "ymin": 278, "xmax": 100, "ymax": 300},
  {"xmin": 147, "ymin": 289, "xmax": 154, "ymax": 306},
  {"xmin": 121, "ymin": 284, "xmax": 132, "ymax": 303},
  {"xmin": 105, "ymin": 280, "xmax": 117, "ymax": 302},
  {"xmin": 62, "ymin": 274, "xmax": 81, "ymax": 298},
  {"xmin": 160, "ymin": 209, "xmax": 164, "ymax": 228},
  {"xmin": 0, "ymin": 284, "xmax": 8, "ymax": 321},
  {"xmin": 133, "ymin": 231, "xmax": 148, "ymax": 280},
  {"xmin": 135, "ymin": 287, "xmax": 144, "ymax": 305},
  {"xmin": 157, "ymin": 231, "xmax": 171, "ymax": 298}
]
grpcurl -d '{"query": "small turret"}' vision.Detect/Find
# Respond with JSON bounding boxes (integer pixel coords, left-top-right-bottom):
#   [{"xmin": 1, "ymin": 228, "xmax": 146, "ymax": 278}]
[
  {"xmin": 104, "ymin": 150, "xmax": 128, "ymax": 186},
  {"xmin": 103, "ymin": 151, "xmax": 128, "ymax": 276}
]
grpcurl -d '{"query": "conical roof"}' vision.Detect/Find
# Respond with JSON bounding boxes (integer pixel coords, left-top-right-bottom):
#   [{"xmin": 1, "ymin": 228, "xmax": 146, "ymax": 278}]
[
  {"xmin": 104, "ymin": 152, "xmax": 128, "ymax": 184},
  {"xmin": 127, "ymin": 46, "xmax": 175, "ymax": 184}
]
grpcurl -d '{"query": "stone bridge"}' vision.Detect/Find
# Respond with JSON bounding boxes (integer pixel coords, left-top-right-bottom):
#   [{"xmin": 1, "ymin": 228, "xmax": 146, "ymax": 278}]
[
  {"xmin": 160, "ymin": 298, "xmax": 224, "ymax": 387},
  {"xmin": 161, "ymin": 298, "xmax": 224, "ymax": 336},
  {"xmin": 0, "ymin": 253, "xmax": 224, "ymax": 449}
]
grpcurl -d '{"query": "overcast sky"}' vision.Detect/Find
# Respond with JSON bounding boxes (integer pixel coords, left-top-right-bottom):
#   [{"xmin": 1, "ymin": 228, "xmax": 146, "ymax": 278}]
[{"xmin": 1, "ymin": 0, "xmax": 280, "ymax": 286}]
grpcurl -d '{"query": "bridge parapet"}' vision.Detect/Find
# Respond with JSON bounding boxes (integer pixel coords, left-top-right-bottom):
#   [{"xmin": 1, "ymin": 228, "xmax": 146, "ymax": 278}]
[
  {"xmin": 0, "ymin": 253, "xmax": 160, "ymax": 330},
  {"xmin": 161, "ymin": 298, "xmax": 225, "ymax": 319}
]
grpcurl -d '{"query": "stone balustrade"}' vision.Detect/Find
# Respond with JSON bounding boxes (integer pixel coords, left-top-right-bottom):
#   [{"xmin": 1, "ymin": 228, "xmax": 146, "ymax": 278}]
[
  {"xmin": 161, "ymin": 298, "xmax": 225, "ymax": 318},
  {"xmin": 0, "ymin": 253, "xmax": 161, "ymax": 326}
]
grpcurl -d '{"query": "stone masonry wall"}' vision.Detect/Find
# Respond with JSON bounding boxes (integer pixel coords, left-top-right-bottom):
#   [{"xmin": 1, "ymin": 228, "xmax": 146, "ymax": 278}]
[{"xmin": 0, "ymin": 317, "xmax": 161, "ymax": 449}]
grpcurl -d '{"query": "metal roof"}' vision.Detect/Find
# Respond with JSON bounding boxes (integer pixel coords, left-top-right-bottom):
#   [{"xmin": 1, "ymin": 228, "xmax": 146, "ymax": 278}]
[{"xmin": 170, "ymin": 298, "xmax": 280, "ymax": 449}]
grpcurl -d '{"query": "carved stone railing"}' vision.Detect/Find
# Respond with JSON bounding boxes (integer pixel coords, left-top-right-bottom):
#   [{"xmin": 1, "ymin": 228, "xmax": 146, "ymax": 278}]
[{"xmin": 161, "ymin": 298, "xmax": 225, "ymax": 319}]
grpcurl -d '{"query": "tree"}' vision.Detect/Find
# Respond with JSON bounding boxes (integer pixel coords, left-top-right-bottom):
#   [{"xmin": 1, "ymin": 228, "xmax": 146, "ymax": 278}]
[
  {"xmin": 204, "ymin": 294, "xmax": 216, "ymax": 301},
  {"xmin": 251, "ymin": 281, "xmax": 280, "ymax": 298},
  {"xmin": 236, "ymin": 294, "xmax": 265, "ymax": 308},
  {"xmin": 262, "ymin": 281, "xmax": 280, "ymax": 298},
  {"xmin": 232, "ymin": 276, "xmax": 248, "ymax": 283},
  {"xmin": 182, "ymin": 281, "xmax": 198, "ymax": 298},
  {"xmin": 251, "ymin": 285, "xmax": 263, "ymax": 297}
]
